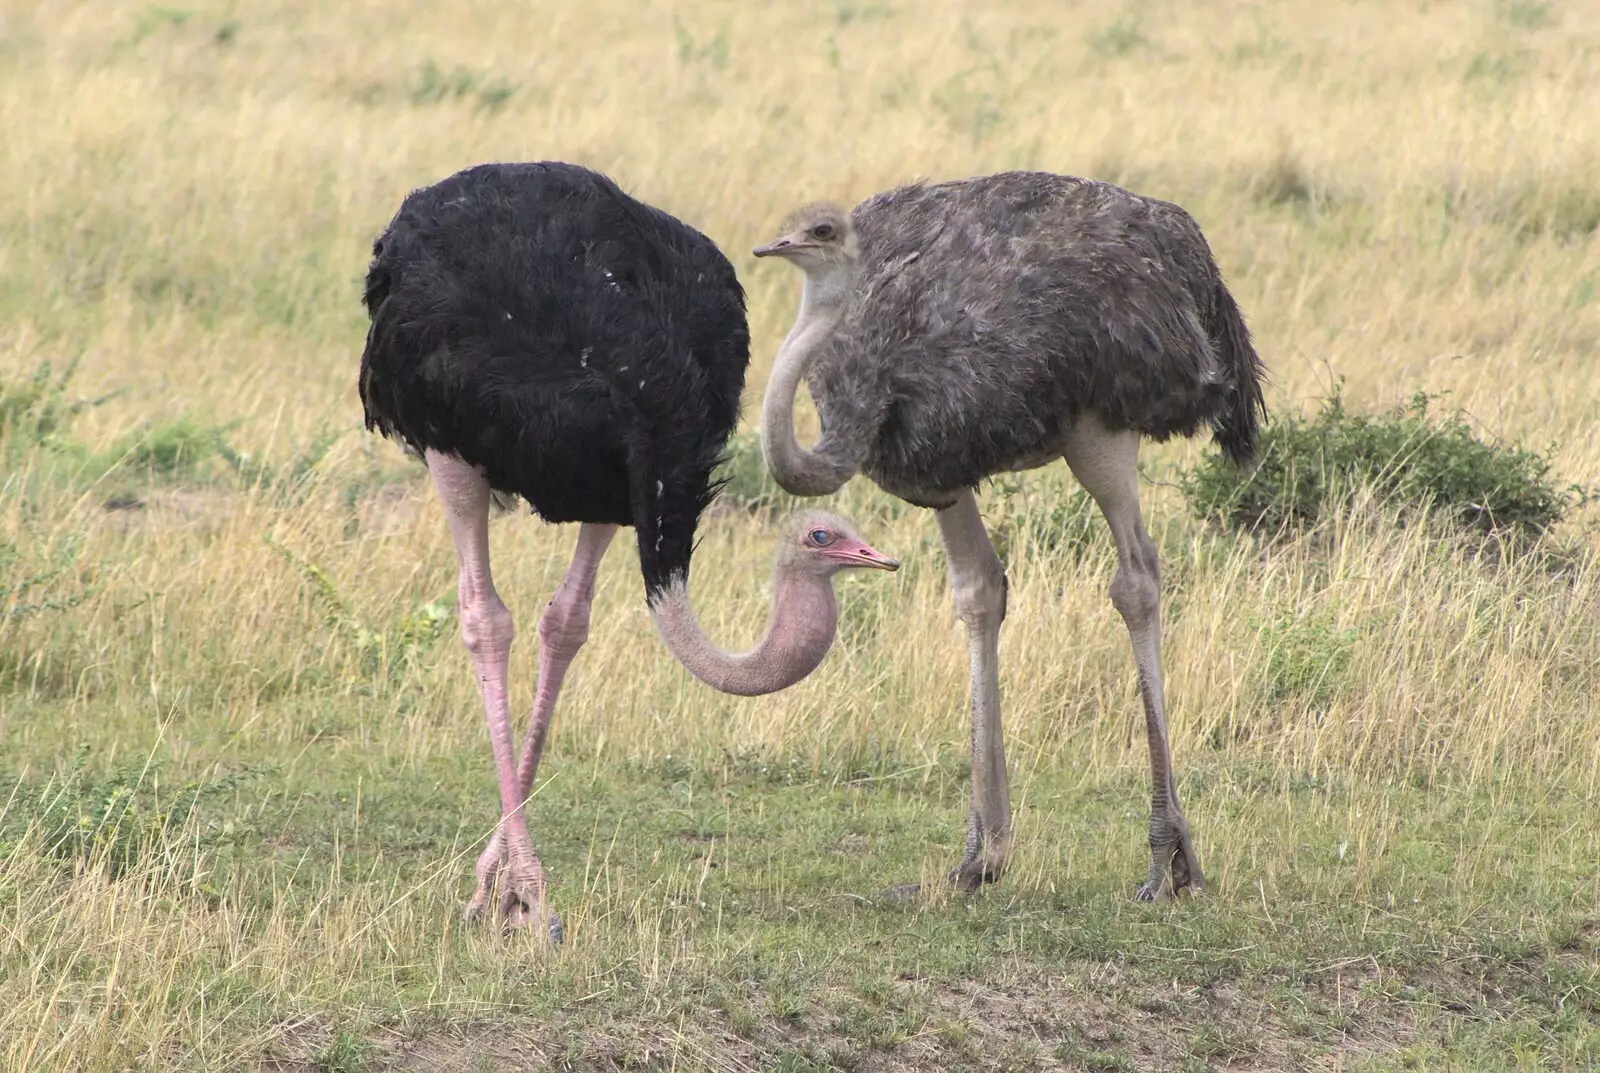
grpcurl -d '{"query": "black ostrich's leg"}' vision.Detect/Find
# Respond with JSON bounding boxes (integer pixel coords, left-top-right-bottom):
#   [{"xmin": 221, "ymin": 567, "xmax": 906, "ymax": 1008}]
[
  {"xmin": 466, "ymin": 521, "xmax": 616, "ymax": 936},
  {"xmin": 428, "ymin": 451, "xmax": 618, "ymax": 940}
]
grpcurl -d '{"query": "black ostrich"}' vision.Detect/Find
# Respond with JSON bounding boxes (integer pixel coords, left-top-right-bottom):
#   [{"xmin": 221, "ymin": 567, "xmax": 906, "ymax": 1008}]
[
  {"xmin": 359, "ymin": 162, "xmax": 898, "ymax": 936},
  {"xmin": 755, "ymin": 172, "xmax": 1267, "ymax": 901}
]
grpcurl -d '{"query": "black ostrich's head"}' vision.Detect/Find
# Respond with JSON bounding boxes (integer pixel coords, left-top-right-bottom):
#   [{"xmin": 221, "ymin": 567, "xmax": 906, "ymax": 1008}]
[{"xmin": 776, "ymin": 509, "xmax": 899, "ymax": 578}]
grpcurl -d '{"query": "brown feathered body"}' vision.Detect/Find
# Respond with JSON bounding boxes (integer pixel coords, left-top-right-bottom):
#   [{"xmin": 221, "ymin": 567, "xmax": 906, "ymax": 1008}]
[{"xmin": 805, "ymin": 172, "xmax": 1265, "ymax": 507}]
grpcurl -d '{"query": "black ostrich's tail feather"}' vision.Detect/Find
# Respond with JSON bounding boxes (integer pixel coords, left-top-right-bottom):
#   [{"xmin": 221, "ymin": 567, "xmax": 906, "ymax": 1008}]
[
  {"xmin": 1205, "ymin": 277, "xmax": 1268, "ymax": 469},
  {"xmin": 597, "ymin": 356, "xmax": 732, "ymax": 603},
  {"xmin": 624, "ymin": 435, "xmax": 727, "ymax": 604}
]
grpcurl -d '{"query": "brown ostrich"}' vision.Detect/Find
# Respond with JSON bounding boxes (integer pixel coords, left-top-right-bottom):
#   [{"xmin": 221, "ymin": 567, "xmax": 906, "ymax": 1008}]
[{"xmin": 755, "ymin": 171, "xmax": 1265, "ymax": 900}]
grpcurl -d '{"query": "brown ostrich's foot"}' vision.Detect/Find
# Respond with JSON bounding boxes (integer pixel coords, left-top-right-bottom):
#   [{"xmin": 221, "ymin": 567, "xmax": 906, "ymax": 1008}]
[
  {"xmin": 882, "ymin": 819, "xmax": 1008, "ymax": 903},
  {"xmin": 1135, "ymin": 810, "xmax": 1204, "ymax": 902},
  {"xmin": 463, "ymin": 828, "xmax": 564, "ymax": 942},
  {"xmin": 881, "ymin": 862, "xmax": 1004, "ymax": 904}
]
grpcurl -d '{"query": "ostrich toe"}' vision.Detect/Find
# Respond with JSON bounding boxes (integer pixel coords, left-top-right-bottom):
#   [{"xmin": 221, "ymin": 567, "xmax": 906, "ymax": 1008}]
[
  {"xmin": 1136, "ymin": 812, "xmax": 1204, "ymax": 902},
  {"xmin": 463, "ymin": 829, "xmax": 562, "ymax": 941}
]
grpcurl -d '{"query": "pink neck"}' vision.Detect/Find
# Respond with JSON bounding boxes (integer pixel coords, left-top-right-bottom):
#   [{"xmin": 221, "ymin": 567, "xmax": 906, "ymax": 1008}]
[{"xmin": 649, "ymin": 570, "xmax": 838, "ymax": 697}]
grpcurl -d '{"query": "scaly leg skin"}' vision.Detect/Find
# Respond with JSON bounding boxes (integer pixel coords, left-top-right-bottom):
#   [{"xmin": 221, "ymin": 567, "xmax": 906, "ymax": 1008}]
[
  {"xmin": 887, "ymin": 489, "xmax": 1011, "ymax": 901},
  {"xmin": 427, "ymin": 450, "xmax": 582, "ymax": 940},
  {"xmin": 464, "ymin": 523, "xmax": 616, "ymax": 937},
  {"xmin": 1063, "ymin": 418, "xmax": 1204, "ymax": 901}
]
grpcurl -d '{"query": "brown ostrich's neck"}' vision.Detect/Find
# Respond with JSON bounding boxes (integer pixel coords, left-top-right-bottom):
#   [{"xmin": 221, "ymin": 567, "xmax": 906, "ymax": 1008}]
[{"xmin": 761, "ymin": 271, "xmax": 859, "ymax": 496}]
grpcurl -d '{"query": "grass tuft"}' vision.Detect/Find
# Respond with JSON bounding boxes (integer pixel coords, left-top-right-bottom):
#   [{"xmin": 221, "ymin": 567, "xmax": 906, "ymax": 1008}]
[
  {"xmin": 1087, "ymin": 15, "xmax": 1148, "ymax": 57},
  {"xmin": 315, "ymin": 1029, "xmax": 375, "ymax": 1073},
  {"xmin": 405, "ymin": 60, "xmax": 519, "ymax": 112},
  {"xmin": 1254, "ymin": 148, "xmax": 1317, "ymax": 207}
]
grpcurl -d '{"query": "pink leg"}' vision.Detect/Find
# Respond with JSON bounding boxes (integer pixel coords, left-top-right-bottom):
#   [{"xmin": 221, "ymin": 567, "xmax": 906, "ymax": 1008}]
[
  {"xmin": 465, "ymin": 520, "xmax": 616, "ymax": 930},
  {"xmin": 426, "ymin": 450, "xmax": 554, "ymax": 937}
]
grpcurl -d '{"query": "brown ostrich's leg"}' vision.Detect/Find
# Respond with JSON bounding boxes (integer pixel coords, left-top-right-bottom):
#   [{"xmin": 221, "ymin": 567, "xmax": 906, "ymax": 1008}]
[
  {"xmin": 467, "ymin": 522, "xmax": 616, "ymax": 933},
  {"xmin": 890, "ymin": 489, "xmax": 1012, "ymax": 900},
  {"xmin": 1062, "ymin": 417, "xmax": 1204, "ymax": 901},
  {"xmin": 427, "ymin": 450, "xmax": 558, "ymax": 939},
  {"xmin": 938, "ymin": 490, "xmax": 1013, "ymax": 889}
]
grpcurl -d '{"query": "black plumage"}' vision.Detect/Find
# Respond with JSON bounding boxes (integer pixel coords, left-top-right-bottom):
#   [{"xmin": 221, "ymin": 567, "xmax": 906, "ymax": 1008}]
[{"xmin": 359, "ymin": 162, "xmax": 749, "ymax": 596}]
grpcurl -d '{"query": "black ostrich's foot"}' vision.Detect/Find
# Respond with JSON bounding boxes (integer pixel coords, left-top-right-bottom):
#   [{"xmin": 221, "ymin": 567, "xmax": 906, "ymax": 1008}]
[{"xmin": 463, "ymin": 828, "xmax": 564, "ymax": 942}]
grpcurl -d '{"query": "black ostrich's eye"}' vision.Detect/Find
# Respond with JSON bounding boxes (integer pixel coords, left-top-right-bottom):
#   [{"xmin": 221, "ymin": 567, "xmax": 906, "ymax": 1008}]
[
  {"xmin": 808, "ymin": 528, "xmax": 834, "ymax": 546},
  {"xmin": 812, "ymin": 223, "xmax": 835, "ymax": 241}
]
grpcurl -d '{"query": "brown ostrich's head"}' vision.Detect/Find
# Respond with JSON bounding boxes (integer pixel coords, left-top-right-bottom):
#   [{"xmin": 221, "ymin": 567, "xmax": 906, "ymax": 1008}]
[{"xmin": 753, "ymin": 202, "xmax": 857, "ymax": 272}]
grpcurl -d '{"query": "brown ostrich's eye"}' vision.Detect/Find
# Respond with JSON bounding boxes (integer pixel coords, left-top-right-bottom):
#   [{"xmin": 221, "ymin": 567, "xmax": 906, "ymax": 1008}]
[
  {"xmin": 812, "ymin": 223, "xmax": 835, "ymax": 241},
  {"xmin": 808, "ymin": 528, "xmax": 834, "ymax": 546}
]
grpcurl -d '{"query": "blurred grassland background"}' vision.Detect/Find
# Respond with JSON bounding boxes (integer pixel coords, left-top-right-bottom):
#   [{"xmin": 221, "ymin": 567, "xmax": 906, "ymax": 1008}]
[{"xmin": 1, "ymin": 0, "xmax": 1598, "ymax": 1069}]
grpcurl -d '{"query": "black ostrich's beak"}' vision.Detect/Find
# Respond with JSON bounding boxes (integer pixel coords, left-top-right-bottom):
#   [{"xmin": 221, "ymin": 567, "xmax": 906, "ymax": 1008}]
[{"xmin": 826, "ymin": 536, "xmax": 899, "ymax": 572}]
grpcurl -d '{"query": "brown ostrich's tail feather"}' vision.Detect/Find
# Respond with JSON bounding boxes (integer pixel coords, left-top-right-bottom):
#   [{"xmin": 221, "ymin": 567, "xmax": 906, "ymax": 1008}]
[{"xmin": 1207, "ymin": 277, "xmax": 1268, "ymax": 469}]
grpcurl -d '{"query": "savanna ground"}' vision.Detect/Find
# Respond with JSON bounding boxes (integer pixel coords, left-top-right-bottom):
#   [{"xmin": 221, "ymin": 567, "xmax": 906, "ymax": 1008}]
[{"xmin": 3, "ymin": 1, "xmax": 1599, "ymax": 1069}]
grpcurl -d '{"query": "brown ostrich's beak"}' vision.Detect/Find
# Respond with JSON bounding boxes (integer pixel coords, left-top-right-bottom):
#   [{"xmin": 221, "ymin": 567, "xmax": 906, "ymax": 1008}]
[
  {"xmin": 827, "ymin": 537, "xmax": 900, "ymax": 572},
  {"xmin": 753, "ymin": 231, "xmax": 813, "ymax": 258}
]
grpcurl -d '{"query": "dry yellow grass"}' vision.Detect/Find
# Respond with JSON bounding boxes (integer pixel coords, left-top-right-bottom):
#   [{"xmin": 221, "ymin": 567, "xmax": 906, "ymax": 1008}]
[{"xmin": 2, "ymin": 1, "xmax": 1599, "ymax": 1069}]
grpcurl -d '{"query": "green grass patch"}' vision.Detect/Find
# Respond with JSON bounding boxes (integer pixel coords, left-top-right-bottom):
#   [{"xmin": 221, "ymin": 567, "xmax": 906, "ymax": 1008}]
[{"xmin": 2, "ymin": 728, "xmax": 1595, "ymax": 1069}]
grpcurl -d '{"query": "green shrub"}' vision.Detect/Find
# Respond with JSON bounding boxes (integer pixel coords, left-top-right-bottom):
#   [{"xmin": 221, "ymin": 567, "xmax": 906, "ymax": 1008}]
[
  {"xmin": 0, "ymin": 535, "xmax": 98, "ymax": 629},
  {"xmin": 214, "ymin": 421, "xmax": 343, "ymax": 504},
  {"xmin": 265, "ymin": 535, "xmax": 451, "ymax": 683},
  {"xmin": 673, "ymin": 17, "xmax": 731, "ymax": 70},
  {"xmin": 1255, "ymin": 605, "xmax": 1358, "ymax": 710},
  {"xmin": 1087, "ymin": 15, "xmax": 1148, "ymax": 58},
  {"xmin": 1182, "ymin": 387, "xmax": 1575, "ymax": 538},
  {"xmin": 1, "ymin": 359, "xmax": 229, "ymax": 484},
  {"xmin": 121, "ymin": 417, "xmax": 217, "ymax": 475},
  {"xmin": 1495, "ymin": 0, "xmax": 1554, "ymax": 30},
  {"xmin": 2, "ymin": 356, "xmax": 345, "ymax": 505},
  {"xmin": 406, "ymin": 60, "xmax": 519, "ymax": 112}
]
